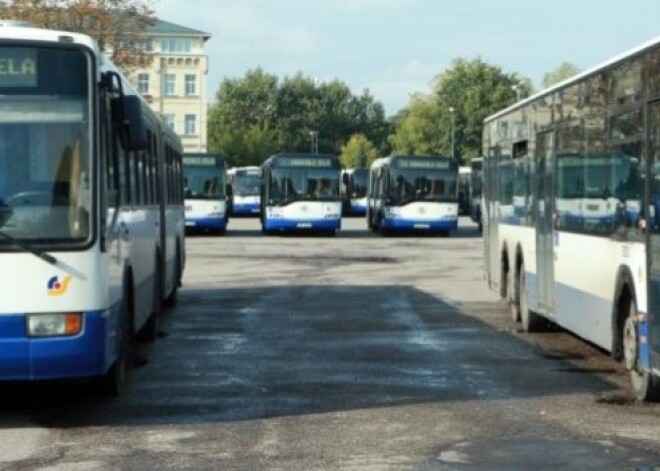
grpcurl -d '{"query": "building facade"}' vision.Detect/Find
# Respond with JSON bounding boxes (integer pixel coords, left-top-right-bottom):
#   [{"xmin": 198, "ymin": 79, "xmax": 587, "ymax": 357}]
[{"xmin": 130, "ymin": 19, "xmax": 211, "ymax": 153}]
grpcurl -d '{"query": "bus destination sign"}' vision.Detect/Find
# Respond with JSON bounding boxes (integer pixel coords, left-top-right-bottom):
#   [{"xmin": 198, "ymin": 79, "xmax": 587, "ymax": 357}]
[
  {"xmin": 0, "ymin": 48, "xmax": 37, "ymax": 87},
  {"xmin": 183, "ymin": 156, "xmax": 218, "ymax": 166},
  {"xmin": 395, "ymin": 158, "xmax": 452, "ymax": 170},
  {"xmin": 282, "ymin": 157, "xmax": 333, "ymax": 168}
]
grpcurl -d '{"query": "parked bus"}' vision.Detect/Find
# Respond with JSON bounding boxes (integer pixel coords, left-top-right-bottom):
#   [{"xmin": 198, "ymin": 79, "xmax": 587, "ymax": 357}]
[
  {"xmin": 469, "ymin": 157, "xmax": 483, "ymax": 231},
  {"xmin": 228, "ymin": 165, "xmax": 261, "ymax": 216},
  {"xmin": 183, "ymin": 153, "xmax": 228, "ymax": 234},
  {"xmin": 341, "ymin": 167, "xmax": 368, "ymax": 216},
  {"xmin": 367, "ymin": 155, "xmax": 459, "ymax": 235},
  {"xmin": 260, "ymin": 153, "xmax": 342, "ymax": 234},
  {"xmin": 458, "ymin": 166, "xmax": 471, "ymax": 216},
  {"xmin": 0, "ymin": 24, "xmax": 185, "ymax": 395},
  {"xmin": 483, "ymin": 35, "xmax": 660, "ymax": 401}
]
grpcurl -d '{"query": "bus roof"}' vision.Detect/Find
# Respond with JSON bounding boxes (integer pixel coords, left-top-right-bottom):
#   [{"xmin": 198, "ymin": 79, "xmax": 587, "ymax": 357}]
[{"xmin": 484, "ymin": 33, "xmax": 660, "ymax": 123}]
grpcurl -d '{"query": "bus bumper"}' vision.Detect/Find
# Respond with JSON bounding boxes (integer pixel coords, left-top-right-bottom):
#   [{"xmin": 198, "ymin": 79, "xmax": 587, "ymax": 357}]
[
  {"xmin": 264, "ymin": 218, "xmax": 341, "ymax": 232},
  {"xmin": 185, "ymin": 217, "xmax": 227, "ymax": 231},
  {"xmin": 232, "ymin": 203, "xmax": 260, "ymax": 215},
  {"xmin": 0, "ymin": 311, "xmax": 113, "ymax": 381},
  {"xmin": 382, "ymin": 218, "xmax": 458, "ymax": 232}
]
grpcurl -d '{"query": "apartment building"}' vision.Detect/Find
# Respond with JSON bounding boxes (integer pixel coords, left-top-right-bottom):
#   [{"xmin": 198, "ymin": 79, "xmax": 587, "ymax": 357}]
[{"xmin": 130, "ymin": 19, "xmax": 211, "ymax": 153}]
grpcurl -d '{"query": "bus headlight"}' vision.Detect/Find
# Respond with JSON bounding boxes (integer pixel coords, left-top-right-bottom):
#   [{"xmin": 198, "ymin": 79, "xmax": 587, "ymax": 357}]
[{"xmin": 27, "ymin": 313, "xmax": 83, "ymax": 337}]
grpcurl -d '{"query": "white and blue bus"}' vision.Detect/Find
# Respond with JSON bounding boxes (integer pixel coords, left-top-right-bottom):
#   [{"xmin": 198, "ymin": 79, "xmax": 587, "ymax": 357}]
[
  {"xmin": 0, "ymin": 23, "xmax": 185, "ymax": 395},
  {"xmin": 366, "ymin": 155, "xmax": 459, "ymax": 235},
  {"xmin": 183, "ymin": 153, "xmax": 228, "ymax": 234},
  {"xmin": 341, "ymin": 167, "xmax": 368, "ymax": 216},
  {"xmin": 228, "ymin": 165, "xmax": 261, "ymax": 216},
  {"xmin": 260, "ymin": 153, "xmax": 342, "ymax": 234},
  {"xmin": 483, "ymin": 34, "xmax": 660, "ymax": 401}
]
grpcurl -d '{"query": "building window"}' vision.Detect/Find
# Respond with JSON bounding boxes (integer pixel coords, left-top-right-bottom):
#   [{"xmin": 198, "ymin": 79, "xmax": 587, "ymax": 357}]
[
  {"xmin": 185, "ymin": 74, "xmax": 197, "ymax": 96},
  {"xmin": 161, "ymin": 38, "xmax": 192, "ymax": 53},
  {"xmin": 137, "ymin": 73, "xmax": 149, "ymax": 95},
  {"xmin": 184, "ymin": 114, "xmax": 196, "ymax": 135},
  {"xmin": 164, "ymin": 114, "xmax": 175, "ymax": 131},
  {"xmin": 136, "ymin": 39, "xmax": 153, "ymax": 52},
  {"xmin": 164, "ymin": 74, "xmax": 175, "ymax": 96}
]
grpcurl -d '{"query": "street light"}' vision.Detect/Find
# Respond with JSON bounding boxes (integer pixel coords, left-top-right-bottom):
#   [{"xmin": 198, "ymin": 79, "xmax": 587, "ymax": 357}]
[
  {"xmin": 449, "ymin": 107, "xmax": 456, "ymax": 159},
  {"xmin": 512, "ymin": 83, "xmax": 522, "ymax": 102},
  {"xmin": 309, "ymin": 130, "xmax": 318, "ymax": 155}
]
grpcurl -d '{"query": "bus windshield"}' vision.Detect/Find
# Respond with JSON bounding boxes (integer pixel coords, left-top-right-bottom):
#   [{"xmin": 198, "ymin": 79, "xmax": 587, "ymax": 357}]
[
  {"xmin": 388, "ymin": 168, "xmax": 457, "ymax": 205},
  {"xmin": 0, "ymin": 46, "xmax": 91, "ymax": 246},
  {"xmin": 234, "ymin": 170, "xmax": 261, "ymax": 196},
  {"xmin": 350, "ymin": 169, "xmax": 368, "ymax": 198},
  {"xmin": 269, "ymin": 168, "xmax": 340, "ymax": 205},
  {"xmin": 184, "ymin": 159, "xmax": 226, "ymax": 200}
]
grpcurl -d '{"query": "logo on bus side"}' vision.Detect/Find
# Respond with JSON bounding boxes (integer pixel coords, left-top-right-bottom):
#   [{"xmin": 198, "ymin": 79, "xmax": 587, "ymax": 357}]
[{"xmin": 47, "ymin": 275, "xmax": 72, "ymax": 297}]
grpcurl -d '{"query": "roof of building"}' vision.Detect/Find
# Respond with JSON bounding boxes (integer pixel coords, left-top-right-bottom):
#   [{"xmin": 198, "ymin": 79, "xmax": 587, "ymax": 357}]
[{"xmin": 147, "ymin": 18, "xmax": 210, "ymax": 40}]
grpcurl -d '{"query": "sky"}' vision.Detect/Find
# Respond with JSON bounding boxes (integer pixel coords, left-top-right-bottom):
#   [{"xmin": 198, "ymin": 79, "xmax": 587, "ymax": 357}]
[{"xmin": 154, "ymin": 0, "xmax": 660, "ymax": 116}]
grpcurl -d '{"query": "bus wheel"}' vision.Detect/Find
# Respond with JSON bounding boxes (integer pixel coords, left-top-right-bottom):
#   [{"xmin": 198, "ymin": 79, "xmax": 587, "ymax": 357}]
[
  {"xmin": 623, "ymin": 301, "xmax": 660, "ymax": 401},
  {"xmin": 519, "ymin": 264, "xmax": 542, "ymax": 332},
  {"xmin": 510, "ymin": 266, "xmax": 521, "ymax": 322},
  {"xmin": 164, "ymin": 248, "xmax": 181, "ymax": 307},
  {"xmin": 93, "ymin": 286, "xmax": 132, "ymax": 396}
]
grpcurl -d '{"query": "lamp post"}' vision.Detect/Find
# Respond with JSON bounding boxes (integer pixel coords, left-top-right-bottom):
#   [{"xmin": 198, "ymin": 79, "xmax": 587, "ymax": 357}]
[
  {"xmin": 449, "ymin": 107, "xmax": 456, "ymax": 159},
  {"xmin": 512, "ymin": 84, "xmax": 522, "ymax": 102},
  {"xmin": 309, "ymin": 130, "xmax": 318, "ymax": 154}
]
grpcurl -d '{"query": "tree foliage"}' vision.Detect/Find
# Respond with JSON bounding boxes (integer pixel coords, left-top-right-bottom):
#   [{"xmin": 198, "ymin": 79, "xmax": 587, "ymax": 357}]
[
  {"xmin": 340, "ymin": 134, "xmax": 380, "ymax": 169},
  {"xmin": 208, "ymin": 68, "xmax": 391, "ymax": 167},
  {"xmin": 0, "ymin": 0, "xmax": 156, "ymax": 72},
  {"xmin": 389, "ymin": 58, "xmax": 532, "ymax": 163},
  {"xmin": 541, "ymin": 62, "xmax": 580, "ymax": 89}
]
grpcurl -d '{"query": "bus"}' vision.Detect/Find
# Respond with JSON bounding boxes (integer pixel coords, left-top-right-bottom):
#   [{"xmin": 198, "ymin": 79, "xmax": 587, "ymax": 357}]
[
  {"xmin": 341, "ymin": 167, "xmax": 368, "ymax": 216},
  {"xmin": 260, "ymin": 152, "xmax": 342, "ymax": 234},
  {"xmin": 227, "ymin": 165, "xmax": 261, "ymax": 216},
  {"xmin": 458, "ymin": 166, "xmax": 471, "ymax": 216},
  {"xmin": 482, "ymin": 34, "xmax": 660, "ymax": 401},
  {"xmin": 183, "ymin": 153, "xmax": 228, "ymax": 234},
  {"xmin": 0, "ymin": 23, "xmax": 185, "ymax": 395},
  {"xmin": 469, "ymin": 157, "xmax": 483, "ymax": 231},
  {"xmin": 366, "ymin": 155, "xmax": 459, "ymax": 235}
]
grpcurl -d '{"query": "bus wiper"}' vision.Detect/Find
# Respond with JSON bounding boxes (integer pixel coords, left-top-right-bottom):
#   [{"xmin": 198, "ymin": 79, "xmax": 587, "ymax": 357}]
[
  {"xmin": 278, "ymin": 194, "xmax": 298, "ymax": 206},
  {"xmin": 0, "ymin": 230, "xmax": 58, "ymax": 265}
]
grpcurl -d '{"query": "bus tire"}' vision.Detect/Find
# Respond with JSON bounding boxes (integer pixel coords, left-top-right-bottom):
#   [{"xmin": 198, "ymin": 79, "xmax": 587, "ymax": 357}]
[
  {"xmin": 510, "ymin": 264, "xmax": 521, "ymax": 322},
  {"xmin": 623, "ymin": 301, "xmax": 660, "ymax": 402},
  {"xmin": 164, "ymin": 246, "xmax": 181, "ymax": 307},
  {"xmin": 93, "ymin": 280, "xmax": 133, "ymax": 396},
  {"xmin": 519, "ymin": 264, "xmax": 542, "ymax": 332},
  {"xmin": 138, "ymin": 256, "xmax": 162, "ymax": 343}
]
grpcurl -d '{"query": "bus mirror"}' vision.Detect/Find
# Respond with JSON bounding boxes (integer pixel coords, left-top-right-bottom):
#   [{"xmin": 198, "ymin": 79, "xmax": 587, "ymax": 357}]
[
  {"xmin": 112, "ymin": 95, "xmax": 148, "ymax": 152},
  {"xmin": 342, "ymin": 173, "xmax": 349, "ymax": 185},
  {"xmin": 226, "ymin": 184, "xmax": 232, "ymax": 197}
]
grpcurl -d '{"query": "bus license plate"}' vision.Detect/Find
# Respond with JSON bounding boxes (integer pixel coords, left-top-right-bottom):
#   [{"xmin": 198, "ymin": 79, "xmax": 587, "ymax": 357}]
[
  {"xmin": 297, "ymin": 223, "xmax": 312, "ymax": 228},
  {"xmin": 414, "ymin": 224, "xmax": 430, "ymax": 229},
  {"xmin": 185, "ymin": 221, "xmax": 196, "ymax": 227}
]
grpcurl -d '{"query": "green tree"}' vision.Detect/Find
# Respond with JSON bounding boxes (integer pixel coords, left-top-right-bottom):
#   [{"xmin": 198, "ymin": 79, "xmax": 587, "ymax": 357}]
[
  {"xmin": 541, "ymin": 62, "xmax": 580, "ymax": 89},
  {"xmin": 0, "ymin": 0, "xmax": 156, "ymax": 72},
  {"xmin": 208, "ymin": 69, "xmax": 390, "ymax": 166},
  {"xmin": 340, "ymin": 134, "xmax": 380, "ymax": 168},
  {"xmin": 388, "ymin": 94, "xmax": 439, "ymax": 155},
  {"xmin": 389, "ymin": 58, "xmax": 532, "ymax": 163}
]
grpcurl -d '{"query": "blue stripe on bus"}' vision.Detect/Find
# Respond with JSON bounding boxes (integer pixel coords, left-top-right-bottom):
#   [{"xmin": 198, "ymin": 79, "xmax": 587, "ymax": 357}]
[
  {"xmin": 382, "ymin": 218, "xmax": 458, "ymax": 231},
  {"xmin": 185, "ymin": 217, "xmax": 227, "ymax": 231},
  {"xmin": 264, "ymin": 218, "xmax": 341, "ymax": 232},
  {"xmin": 0, "ymin": 311, "xmax": 114, "ymax": 381},
  {"xmin": 232, "ymin": 203, "xmax": 261, "ymax": 215}
]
